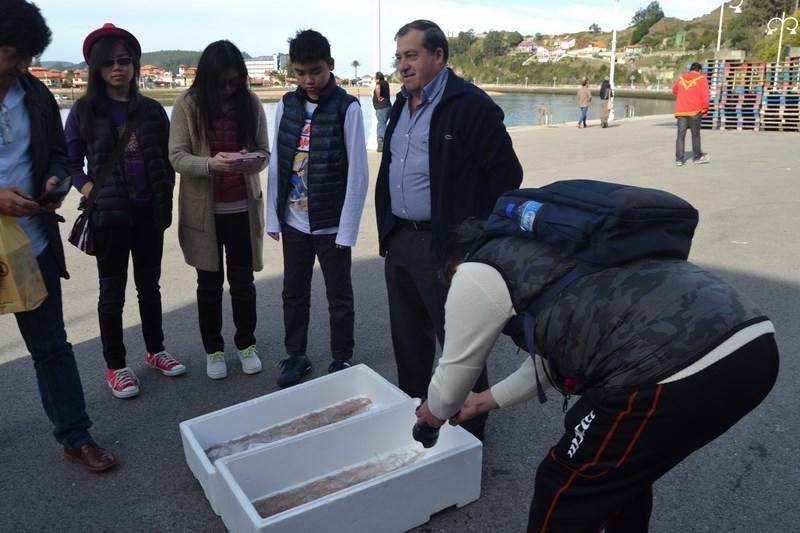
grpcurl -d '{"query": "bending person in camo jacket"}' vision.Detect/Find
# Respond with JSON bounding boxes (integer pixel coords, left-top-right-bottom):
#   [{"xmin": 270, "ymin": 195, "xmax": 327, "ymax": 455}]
[{"xmin": 416, "ymin": 219, "xmax": 779, "ymax": 533}]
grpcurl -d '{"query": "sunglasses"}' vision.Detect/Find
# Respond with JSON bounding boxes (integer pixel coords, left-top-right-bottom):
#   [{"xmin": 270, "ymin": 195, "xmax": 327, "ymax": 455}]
[
  {"xmin": 0, "ymin": 104, "xmax": 13, "ymax": 146},
  {"xmin": 101, "ymin": 57, "xmax": 133, "ymax": 68}
]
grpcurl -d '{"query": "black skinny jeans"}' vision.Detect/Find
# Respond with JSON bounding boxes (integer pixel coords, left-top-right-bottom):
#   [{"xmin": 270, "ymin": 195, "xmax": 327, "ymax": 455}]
[
  {"xmin": 95, "ymin": 205, "xmax": 165, "ymax": 369},
  {"xmin": 196, "ymin": 212, "xmax": 256, "ymax": 354}
]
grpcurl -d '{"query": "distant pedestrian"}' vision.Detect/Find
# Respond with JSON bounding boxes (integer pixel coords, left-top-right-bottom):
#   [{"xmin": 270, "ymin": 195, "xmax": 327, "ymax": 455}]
[
  {"xmin": 599, "ymin": 78, "xmax": 613, "ymax": 128},
  {"xmin": 373, "ymin": 71, "xmax": 391, "ymax": 152},
  {"xmin": 673, "ymin": 62, "xmax": 710, "ymax": 166},
  {"xmin": 576, "ymin": 78, "xmax": 592, "ymax": 128},
  {"xmin": 266, "ymin": 29, "xmax": 368, "ymax": 387},
  {"xmin": 65, "ymin": 23, "xmax": 183, "ymax": 399},
  {"xmin": 169, "ymin": 40, "xmax": 270, "ymax": 380},
  {"xmin": 0, "ymin": 0, "xmax": 115, "ymax": 472}
]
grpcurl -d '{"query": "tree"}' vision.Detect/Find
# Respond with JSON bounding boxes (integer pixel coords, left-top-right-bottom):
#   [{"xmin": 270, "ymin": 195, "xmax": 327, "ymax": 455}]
[
  {"xmin": 450, "ymin": 29, "xmax": 477, "ymax": 55},
  {"xmin": 351, "ymin": 60, "xmax": 360, "ymax": 84},
  {"xmin": 631, "ymin": 1, "xmax": 664, "ymax": 26},
  {"xmin": 482, "ymin": 31, "xmax": 507, "ymax": 58},
  {"xmin": 589, "ymin": 23, "xmax": 602, "ymax": 33}
]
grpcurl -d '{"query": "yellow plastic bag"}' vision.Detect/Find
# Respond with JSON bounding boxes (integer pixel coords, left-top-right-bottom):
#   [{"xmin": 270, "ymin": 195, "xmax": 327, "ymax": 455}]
[{"xmin": 0, "ymin": 215, "xmax": 47, "ymax": 314}]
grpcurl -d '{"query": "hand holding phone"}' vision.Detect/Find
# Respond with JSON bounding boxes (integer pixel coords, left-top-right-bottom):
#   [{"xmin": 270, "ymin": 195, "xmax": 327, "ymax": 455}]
[
  {"xmin": 36, "ymin": 176, "xmax": 72, "ymax": 206},
  {"xmin": 227, "ymin": 151, "xmax": 267, "ymax": 173}
]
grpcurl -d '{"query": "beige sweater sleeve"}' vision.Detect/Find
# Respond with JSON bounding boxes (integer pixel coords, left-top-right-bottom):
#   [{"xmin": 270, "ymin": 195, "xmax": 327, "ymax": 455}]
[
  {"xmin": 427, "ymin": 262, "xmax": 552, "ymax": 420},
  {"xmin": 427, "ymin": 263, "xmax": 514, "ymax": 420}
]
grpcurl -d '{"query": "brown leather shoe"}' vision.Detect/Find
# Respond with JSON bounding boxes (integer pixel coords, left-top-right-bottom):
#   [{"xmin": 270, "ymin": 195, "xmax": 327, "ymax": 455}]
[{"xmin": 63, "ymin": 443, "xmax": 117, "ymax": 472}]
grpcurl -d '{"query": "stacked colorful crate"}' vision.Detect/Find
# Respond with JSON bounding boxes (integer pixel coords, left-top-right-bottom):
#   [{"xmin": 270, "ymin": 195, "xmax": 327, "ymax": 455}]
[
  {"xmin": 701, "ymin": 60, "xmax": 725, "ymax": 130},
  {"xmin": 761, "ymin": 57, "xmax": 800, "ymax": 132},
  {"xmin": 719, "ymin": 62, "xmax": 764, "ymax": 131}
]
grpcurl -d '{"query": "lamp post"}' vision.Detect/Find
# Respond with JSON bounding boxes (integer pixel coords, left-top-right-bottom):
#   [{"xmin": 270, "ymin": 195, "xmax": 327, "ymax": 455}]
[
  {"xmin": 766, "ymin": 12, "xmax": 799, "ymax": 68},
  {"xmin": 716, "ymin": 1, "xmax": 744, "ymax": 52},
  {"xmin": 609, "ymin": 0, "xmax": 620, "ymax": 91},
  {"xmin": 552, "ymin": 76, "xmax": 557, "ymax": 88},
  {"xmin": 525, "ymin": 76, "xmax": 528, "ymax": 88}
]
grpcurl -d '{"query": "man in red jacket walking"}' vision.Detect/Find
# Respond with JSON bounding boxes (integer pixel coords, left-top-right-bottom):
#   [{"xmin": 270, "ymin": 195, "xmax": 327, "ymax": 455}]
[{"xmin": 673, "ymin": 62, "xmax": 711, "ymax": 166}]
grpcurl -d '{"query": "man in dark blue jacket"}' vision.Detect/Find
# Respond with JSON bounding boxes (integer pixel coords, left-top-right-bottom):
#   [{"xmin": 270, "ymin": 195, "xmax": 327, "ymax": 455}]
[
  {"xmin": 375, "ymin": 19, "xmax": 522, "ymax": 439},
  {"xmin": 0, "ymin": 0, "xmax": 116, "ymax": 472}
]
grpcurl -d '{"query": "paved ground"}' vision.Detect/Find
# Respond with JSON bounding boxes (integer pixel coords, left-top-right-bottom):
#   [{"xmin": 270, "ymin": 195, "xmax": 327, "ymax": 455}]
[{"xmin": 2, "ymin": 115, "xmax": 799, "ymax": 533}]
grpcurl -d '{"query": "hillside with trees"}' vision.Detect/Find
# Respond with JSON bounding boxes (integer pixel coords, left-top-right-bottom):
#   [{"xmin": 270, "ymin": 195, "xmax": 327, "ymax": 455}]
[{"xmin": 441, "ymin": 0, "xmax": 800, "ymax": 87}]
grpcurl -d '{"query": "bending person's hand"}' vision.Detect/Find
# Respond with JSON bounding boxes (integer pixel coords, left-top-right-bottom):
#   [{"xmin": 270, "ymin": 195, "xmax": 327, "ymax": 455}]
[
  {"xmin": 416, "ymin": 400, "xmax": 444, "ymax": 429},
  {"xmin": 449, "ymin": 390, "xmax": 500, "ymax": 426}
]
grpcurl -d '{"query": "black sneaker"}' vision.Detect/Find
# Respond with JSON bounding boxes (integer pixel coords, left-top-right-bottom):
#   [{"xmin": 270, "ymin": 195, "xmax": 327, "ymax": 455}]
[
  {"xmin": 277, "ymin": 355, "xmax": 312, "ymax": 388},
  {"xmin": 328, "ymin": 359, "xmax": 351, "ymax": 373}
]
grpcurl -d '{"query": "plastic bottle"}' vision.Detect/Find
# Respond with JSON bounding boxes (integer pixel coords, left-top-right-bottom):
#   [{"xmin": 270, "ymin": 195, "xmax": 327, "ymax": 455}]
[{"xmin": 509, "ymin": 200, "xmax": 542, "ymax": 232}]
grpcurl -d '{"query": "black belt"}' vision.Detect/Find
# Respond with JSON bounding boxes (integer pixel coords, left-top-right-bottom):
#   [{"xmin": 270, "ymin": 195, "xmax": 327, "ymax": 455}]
[{"xmin": 396, "ymin": 218, "xmax": 432, "ymax": 231}]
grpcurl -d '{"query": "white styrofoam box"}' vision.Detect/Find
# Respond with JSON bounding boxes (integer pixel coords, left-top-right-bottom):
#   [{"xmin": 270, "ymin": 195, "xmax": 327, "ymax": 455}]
[
  {"xmin": 215, "ymin": 406, "xmax": 482, "ymax": 533},
  {"xmin": 180, "ymin": 364, "xmax": 414, "ymax": 515}
]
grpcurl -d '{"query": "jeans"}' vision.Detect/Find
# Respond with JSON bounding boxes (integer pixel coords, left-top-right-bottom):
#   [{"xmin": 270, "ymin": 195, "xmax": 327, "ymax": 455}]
[
  {"xmin": 579, "ymin": 106, "xmax": 588, "ymax": 127},
  {"xmin": 94, "ymin": 206, "xmax": 165, "ymax": 369},
  {"xmin": 676, "ymin": 114, "xmax": 702, "ymax": 162},
  {"xmin": 196, "ymin": 212, "xmax": 256, "ymax": 353},
  {"xmin": 375, "ymin": 107, "xmax": 391, "ymax": 141},
  {"xmin": 15, "ymin": 246, "xmax": 94, "ymax": 449},
  {"xmin": 281, "ymin": 224, "xmax": 354, "ymax": 360}
]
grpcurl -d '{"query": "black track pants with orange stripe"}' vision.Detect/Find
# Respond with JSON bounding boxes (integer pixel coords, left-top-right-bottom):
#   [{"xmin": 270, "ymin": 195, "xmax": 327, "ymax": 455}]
[{"xmin": 527, "ymin": 334, "xmax": 779, "ymax": 533}]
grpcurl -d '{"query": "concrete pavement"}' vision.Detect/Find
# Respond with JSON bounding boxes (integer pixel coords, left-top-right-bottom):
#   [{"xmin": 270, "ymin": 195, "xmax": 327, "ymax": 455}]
[{"xmin": 1, "ymin": 115, "xmax": 799, "ymax": 532}]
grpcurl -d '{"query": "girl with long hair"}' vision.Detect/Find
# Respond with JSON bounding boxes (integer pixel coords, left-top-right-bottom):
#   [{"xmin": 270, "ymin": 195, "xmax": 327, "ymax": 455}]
[
  {"xmin": 169, "ymin": 40, "xmax": 269, "ymax": 380},
  {"xmin": 64, "ymin": 23, "xmax": 183, "ymax": 399}
]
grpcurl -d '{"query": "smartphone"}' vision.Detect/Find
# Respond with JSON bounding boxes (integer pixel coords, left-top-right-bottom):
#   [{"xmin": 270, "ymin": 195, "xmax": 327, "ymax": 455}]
[
  {"xmin": 226, "ymin": 152, "xmax": 266, "ymax": 162},
  {"xmin": 35, "ymin": 176, "xmax": 72, "ymax": 206}
]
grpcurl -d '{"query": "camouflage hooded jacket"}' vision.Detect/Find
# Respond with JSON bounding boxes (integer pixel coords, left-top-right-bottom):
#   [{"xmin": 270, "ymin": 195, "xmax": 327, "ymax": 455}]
[{"xmin": 468, "ymin": 236, "xmax": 768, "ymax": 394}]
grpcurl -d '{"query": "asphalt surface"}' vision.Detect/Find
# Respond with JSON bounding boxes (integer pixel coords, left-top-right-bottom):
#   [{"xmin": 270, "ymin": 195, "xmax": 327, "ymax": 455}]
[{"xmin": 1, "ymin": 114, "xmax": 799, "ymax": 533}]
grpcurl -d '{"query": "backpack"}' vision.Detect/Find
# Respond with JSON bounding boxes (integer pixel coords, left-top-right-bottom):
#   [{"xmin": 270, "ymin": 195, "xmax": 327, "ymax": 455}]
[{"xmin": 480, "ymin": 179, "xmax": 699, "ymax": 402}]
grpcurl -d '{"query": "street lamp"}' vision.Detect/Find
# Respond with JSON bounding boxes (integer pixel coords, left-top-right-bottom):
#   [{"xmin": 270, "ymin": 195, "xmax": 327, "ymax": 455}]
[
  {"xmin": 766, "ymin": 12, "xmax": 799, "ymax": 67},
  {"xmin": 552, "ymin": 76, "xmax": 557, "ymax": 88},
  {"xmin": 716, "ymin": 0, "xmax": 744, "ymax": 53},
  {"xmin": 609, "ymin": 0, "xmax": 620, "ymax": 91},
  {"xmin": 629, "ymin": 74, "xmax": 635, "ymax": 88}
]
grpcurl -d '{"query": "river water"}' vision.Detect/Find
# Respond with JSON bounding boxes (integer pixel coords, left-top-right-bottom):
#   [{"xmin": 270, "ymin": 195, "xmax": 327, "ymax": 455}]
[{"xmin": 59, "ymin": 93, "xmax": 674, "ymax": 140}]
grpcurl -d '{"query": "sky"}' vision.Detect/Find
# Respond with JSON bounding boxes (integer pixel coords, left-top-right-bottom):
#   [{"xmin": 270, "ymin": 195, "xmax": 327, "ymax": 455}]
[{"xmin": 35, "ymin": 0, "xmax": 728, "ymax": 74}]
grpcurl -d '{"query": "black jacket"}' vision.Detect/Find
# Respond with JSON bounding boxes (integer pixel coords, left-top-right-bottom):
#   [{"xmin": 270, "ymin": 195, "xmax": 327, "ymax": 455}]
[
  {"xmin": 19, "ymin": 74, "xmax": 70, "ymax": 278},
  {"xmin": 375, "ymin": 69, "xmax": 522, "ymax": 260},
  {"xmin": 276, "ymin": 75, "xmax": 356, "ymax": 231},
  {"xmin": 82, "ymin": 94, "xmax": 174, "ymax": 230}
]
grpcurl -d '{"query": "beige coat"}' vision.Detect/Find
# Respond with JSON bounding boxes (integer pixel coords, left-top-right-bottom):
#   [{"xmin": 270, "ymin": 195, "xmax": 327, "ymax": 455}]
[{"xmin": 168, "ymin": 91, "xmax": 269, "ymax": 272}]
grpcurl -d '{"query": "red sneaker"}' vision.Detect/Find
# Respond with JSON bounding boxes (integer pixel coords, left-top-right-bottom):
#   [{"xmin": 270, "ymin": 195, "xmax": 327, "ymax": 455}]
[
  {"xmin": 146, "ymin": 350, "xmax": 187, "ymax": 377},
  {"xmin": 106, "ymin": 367, "xmax": 139, "ymax": 399}
]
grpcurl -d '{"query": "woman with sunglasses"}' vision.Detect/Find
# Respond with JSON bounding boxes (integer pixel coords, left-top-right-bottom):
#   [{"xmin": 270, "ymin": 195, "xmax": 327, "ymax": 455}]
[
  {"xmin": 169, "ymin": 40, "xmax": 269, "ymax": 380},
  {"xmin": 64, "ymin": 23, "xmax": 183, "ymax": 399}
]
